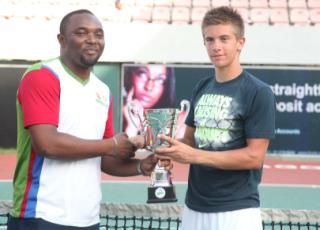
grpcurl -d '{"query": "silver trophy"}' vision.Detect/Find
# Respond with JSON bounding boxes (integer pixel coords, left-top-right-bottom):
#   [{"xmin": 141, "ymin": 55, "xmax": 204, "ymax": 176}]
[{"xmin": 127, "ymin": 100, "xmax": 190, "ymax": 203}]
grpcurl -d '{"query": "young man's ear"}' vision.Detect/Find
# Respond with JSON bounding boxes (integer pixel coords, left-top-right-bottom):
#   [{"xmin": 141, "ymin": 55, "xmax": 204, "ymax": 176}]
[{"xmin": 237, "ymin": 37, "xmax": 245, "ymax": 52}]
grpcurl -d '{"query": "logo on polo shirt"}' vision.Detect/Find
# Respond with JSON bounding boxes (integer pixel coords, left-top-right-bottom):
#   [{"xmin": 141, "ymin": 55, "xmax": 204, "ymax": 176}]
[{"xmin": 96, "ymin": 92, "xmax": 108, "ymax": 107}]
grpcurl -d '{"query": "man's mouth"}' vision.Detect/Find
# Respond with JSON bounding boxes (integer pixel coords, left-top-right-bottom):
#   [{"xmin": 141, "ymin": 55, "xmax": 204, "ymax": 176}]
[{"xmin": 84, "ymin": 49, "xmax": 99, "ymax": 55}]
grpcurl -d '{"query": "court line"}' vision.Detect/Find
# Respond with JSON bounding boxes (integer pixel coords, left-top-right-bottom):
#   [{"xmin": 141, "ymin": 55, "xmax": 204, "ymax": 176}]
[{"xmin": 2, "ymin": 179, "xmax": 319, "ymax": 188}]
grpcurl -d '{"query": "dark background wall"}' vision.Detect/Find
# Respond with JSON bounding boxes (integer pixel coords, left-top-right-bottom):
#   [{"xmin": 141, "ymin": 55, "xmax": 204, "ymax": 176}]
[
  {"xmin": 1, "ymin": 63, "xmax": 320, "ymax": 155},
  {"xmin": 0, "ymin": 63, "xmax": 121, "ymax": 148},
  {"xmin": 0, "ymin": 65, "xmax": 27, "ymax": 148},
  {"xmin": 172, "ymin": 65, "xmax": 320, "ymax": 155}
]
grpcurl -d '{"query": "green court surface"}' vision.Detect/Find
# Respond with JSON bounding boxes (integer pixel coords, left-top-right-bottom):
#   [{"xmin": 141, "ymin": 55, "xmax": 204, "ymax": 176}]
[{"xmin": 1, "ymin": 181, "xmax": 320, "ymax": 210}]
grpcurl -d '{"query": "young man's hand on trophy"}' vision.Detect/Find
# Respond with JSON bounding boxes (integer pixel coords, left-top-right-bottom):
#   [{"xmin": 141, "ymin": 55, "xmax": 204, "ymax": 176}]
[{"xmin": 129, "ymin": 135, "xmax": 173, "ymax": 176}]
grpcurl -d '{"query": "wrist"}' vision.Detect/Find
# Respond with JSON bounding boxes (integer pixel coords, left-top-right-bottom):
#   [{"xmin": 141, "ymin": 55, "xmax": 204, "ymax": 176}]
[
  {"xmin": 143, "ymin": 135, "xmax": 147, "ymax": 149},
  {"xmin": 136, "ymin": 160, "xmax": 147, "ymax": 176},
  {"xmin": 111, "ymin": 137, "xmax": 118, "ymax": 157}
]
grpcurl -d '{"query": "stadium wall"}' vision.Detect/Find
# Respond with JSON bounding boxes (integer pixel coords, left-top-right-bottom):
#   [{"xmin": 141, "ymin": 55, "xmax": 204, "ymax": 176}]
[{"xmin": 0, "ymin": 22, "xmax": 319, "ymax": 65}]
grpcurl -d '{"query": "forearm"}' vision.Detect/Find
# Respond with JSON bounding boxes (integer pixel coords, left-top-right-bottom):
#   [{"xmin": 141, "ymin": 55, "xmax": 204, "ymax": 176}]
[
  {"xmin": 29, "ymin": 125, "xmax": 114, "ymax": 159},
  {"xmin": 101, "ymin": 156, "xmax": 141, "ymax": 176},
  {"xmin": 195, "ymin": 147, "xmax": 265, "ymax": 170},
  {"xmin": 196, "ymin": 139, "xmax": 269, "ymax": 170},
  {"xmin": 35, "ymin": 132, "xmax": 114, "ymax": 159},
  {"xmin": 157, "ymin": 133, "xmax": 268, "ymax": 170}
]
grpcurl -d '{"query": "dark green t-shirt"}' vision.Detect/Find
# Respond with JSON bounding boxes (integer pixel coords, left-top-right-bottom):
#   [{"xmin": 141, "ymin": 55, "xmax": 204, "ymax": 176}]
[{"xmin": 185, "ymin": 70, "xmax": 275, "ymax": 212}]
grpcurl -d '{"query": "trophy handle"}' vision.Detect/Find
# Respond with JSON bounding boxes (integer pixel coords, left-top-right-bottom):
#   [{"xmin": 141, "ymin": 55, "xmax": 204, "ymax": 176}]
[
  {"xmin": 127, "ymin": 102, "xmax": 146, "ymax": 135},
  {"xmin": 174, "ymin": 100, "xmax": 190, "ymax": 138},
  {"xmin": 179, "ymin": 99, "xmax": 190, "ymax": 123}
]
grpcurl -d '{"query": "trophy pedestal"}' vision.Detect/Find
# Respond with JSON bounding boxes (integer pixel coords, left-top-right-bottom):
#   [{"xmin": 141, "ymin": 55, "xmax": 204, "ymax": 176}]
[{"xmin": 147, "ymin": 186, "xmax": 177, "ymax": 203}]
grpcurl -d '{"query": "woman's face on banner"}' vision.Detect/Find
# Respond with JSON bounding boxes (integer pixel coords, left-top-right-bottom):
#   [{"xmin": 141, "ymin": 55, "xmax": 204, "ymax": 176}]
[{"xmin": 132, "ymin": 65, "xmax": 167, "ymax": 109}]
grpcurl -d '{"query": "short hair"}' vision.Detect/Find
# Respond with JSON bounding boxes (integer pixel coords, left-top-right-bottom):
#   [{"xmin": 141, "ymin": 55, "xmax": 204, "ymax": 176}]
[
  {"xmin": 201, "ymin": 6, "xmax": 244, "ymax": 38},
  {"xmin": 59, "ymin": 9, "xmax": 94, "ymax": 35}
]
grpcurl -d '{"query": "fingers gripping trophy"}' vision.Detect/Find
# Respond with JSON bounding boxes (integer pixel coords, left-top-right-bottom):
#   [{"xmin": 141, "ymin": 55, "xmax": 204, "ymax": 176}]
[{"xmin": 127, "ymin": 100, "xmax": 190, "ymax": 203}]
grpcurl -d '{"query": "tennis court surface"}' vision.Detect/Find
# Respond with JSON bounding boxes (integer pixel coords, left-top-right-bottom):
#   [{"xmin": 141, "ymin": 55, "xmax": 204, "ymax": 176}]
[{"xmin": 1, "ymin": 154, "xmax": 320, "ymax": 229}]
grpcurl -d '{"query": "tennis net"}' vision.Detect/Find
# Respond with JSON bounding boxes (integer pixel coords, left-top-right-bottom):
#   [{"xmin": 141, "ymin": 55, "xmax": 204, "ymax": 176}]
[{"xmin": 1, "ymin": 200, "xmax": 320, "ymax": 229}]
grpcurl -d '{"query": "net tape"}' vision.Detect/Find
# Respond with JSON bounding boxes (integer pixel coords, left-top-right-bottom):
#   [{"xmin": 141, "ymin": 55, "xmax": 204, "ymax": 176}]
[{"xmin": 1, "ymin": 201, "xmax": 320, "ymax": 229}]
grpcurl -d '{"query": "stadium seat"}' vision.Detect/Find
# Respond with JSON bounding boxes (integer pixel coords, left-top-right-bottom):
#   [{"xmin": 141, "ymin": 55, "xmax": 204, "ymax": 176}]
[
  {"xmin": 171, "ymin": 6, "xmax": 190, "ymax": 24},
  {"xmin": 250, "ymin": 8, "xmax": 269, "ymax": 25},
  {"xmin": 75, "ymin": 0, "xmax": 100, "ymax": 5},
  {"xmin": 249, "ymin": 0, "xmax": 268, "ymax": 8},
  {"xmin": 115, "ymin": 0, "xmax": 135, "ymax": 9},
  {"xmin": 309, "ymin": 8, "xmax": 320, "ymax": 26},
  {"xmin": 28, "ymin": 4, "xmax": 57, "ymax": 20},
  {"xmin": 49, "ymin": 5, "xmax": 79, "ymax": 20},
  {"xmin": 88, "ymin": 5, "xmax": 116, "ymax": 22},
  {"xmin": 132, "ymin": 6, "xmax": 152, "ymax": 23},
  {"xmin": 230, "ymin": 0, "xmax": 248, "ymax": 8},
  {"xmin": 135, "ymin": 0, "xmax": 153, "ymax": 7},
  {"xmin": 12, "ymin": 5, "xmax": 35, "ymax": 19},
  {"xmin": 211, "ymin": 0, "xmax": 230, "ymax": 7},
  {"xmin": 173, "ymin": 0, "xmax": 192, "ymax": 7},
  {"xmin": 236, "ymin": 7, "xmax": 250, "ymax": 23},
  {"xmin": 152, "ymin": 6, "xmax": 171, "ymax": 24},
  {"xmin": 270, "ymin": 8, "xmax": 289, "ymax": 25},
  {"xmin": 191, "ymin": 6, "xmax": 209, "ymax": 24},
  {"xmin": 289, "ymin": 8, "xmax": 310, "ymax": 26},
  {"xmin": 288, "ymin": 0, "xmax": 307, "ymax": 8},
  {"xmin": 192, "ymin": 0, "xmax": 211, "ymax": 7},
  {"xmin": 0, "ymin": 3, "xmax": 14, "ymax": 19},
  {"xmin": 112, "ymin": 7, "xmax": 133, "ymax": 23},
  {"xmin": 153, "ymin": 0, "xmax": 173, "ymax": 7},
  {"xmin": 307, "ymin": 0, "xmax": 320, "ymax": 8},
  {"xmin": 269, "ymin": 0, "xmax": 287, "ymax": 8}
]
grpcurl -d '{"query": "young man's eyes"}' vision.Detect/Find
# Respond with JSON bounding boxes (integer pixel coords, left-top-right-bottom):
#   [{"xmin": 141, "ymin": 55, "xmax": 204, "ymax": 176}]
[
  {"xmin": 220, "ymin": 36, "xmax": 229, "ymax": 42},
  {"xmin": 205, "ymin": 36, "xmax": 230, "ymax": 43}
]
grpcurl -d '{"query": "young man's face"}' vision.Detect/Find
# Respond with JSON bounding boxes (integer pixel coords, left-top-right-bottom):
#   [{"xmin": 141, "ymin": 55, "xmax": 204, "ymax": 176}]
[{"xmin": 203, "ymin": 23, "xmax": 244, "ymax": 69}]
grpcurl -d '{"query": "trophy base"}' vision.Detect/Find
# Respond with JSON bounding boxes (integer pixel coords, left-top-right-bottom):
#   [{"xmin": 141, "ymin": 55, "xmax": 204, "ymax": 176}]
[{"xmin": 147, "ymin": 186, "xmax": 177, "ymax": 203}]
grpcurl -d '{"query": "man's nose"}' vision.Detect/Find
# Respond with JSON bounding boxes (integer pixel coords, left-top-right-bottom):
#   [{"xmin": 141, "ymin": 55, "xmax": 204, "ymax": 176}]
[{"xmin": 86, "ymin": 33, "xmax": 97, "ymax": 43}]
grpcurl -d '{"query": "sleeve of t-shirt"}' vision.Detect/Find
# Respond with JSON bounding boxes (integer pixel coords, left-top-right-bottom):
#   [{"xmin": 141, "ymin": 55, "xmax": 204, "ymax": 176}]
[
  {"xmin": 245, "ymin": 86, "xmax": 276, "ymax": 139},
  {"xmin": 17, "ymin": 68, "xmax": 60, "ymax": 128},
  {"xmin": 103, "ymin": 95, "xmax": 115, "ymax": 139}
]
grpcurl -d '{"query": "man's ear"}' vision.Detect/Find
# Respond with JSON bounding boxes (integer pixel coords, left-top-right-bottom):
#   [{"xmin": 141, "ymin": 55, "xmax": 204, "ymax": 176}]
[{"xmin": 57, "ymin": 34, "xmax": 65, "ymax": 47}]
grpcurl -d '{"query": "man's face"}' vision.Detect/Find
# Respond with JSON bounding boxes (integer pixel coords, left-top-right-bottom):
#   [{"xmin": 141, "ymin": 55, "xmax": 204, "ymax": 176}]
[
  {"xmin": 203, "ymin": 24, "xmax": 244, "ymax": 69},
  {"xmin": 59, "ymin": 13, "xmax": 105, "ymax": 69}
]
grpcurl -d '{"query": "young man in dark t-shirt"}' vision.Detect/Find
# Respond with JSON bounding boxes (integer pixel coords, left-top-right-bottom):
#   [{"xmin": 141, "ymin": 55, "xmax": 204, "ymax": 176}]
[{"xmin": 155, "ymin": 6, "xmax": 275, "ymax": 230}]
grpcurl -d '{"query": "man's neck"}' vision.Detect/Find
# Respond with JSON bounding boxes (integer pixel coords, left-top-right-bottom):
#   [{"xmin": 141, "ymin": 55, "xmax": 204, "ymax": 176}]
[
  {"xmin": 215, "ymin": 64, "xmax": 242, "ymax": 83},
  {"xmin": 60, "ymin": 57, "xmax": 91, "ymax": 81}
]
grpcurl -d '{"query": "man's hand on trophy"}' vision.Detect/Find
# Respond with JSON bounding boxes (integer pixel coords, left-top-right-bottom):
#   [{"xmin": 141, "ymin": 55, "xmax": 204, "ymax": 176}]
[
  {"xmin": 155, "ymin": 134, "xmax": 195, "ymax": 164},
  {"xmin": 139, "ymin": 154, "xmax": 173, "ymax": 176},
  {"xmin": 129, "ymin": 135, "xmax": 146, "ymax": 149},
  {"xmin": 111, "ymin": 133, "xmax": 137, "ymax": 160}
]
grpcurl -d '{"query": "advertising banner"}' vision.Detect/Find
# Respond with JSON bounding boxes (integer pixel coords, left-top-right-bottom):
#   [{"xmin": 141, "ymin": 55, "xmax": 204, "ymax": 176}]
[{"xmin": 122, "ymin": 64, "xmax": 320, "ymax": 155}]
